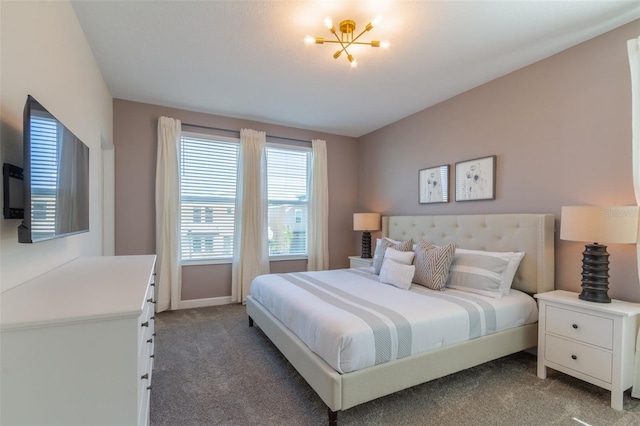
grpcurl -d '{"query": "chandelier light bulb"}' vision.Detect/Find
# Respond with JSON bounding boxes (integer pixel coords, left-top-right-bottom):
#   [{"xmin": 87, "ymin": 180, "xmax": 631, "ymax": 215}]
[
  {"xmin": 372, "ymin": 15, "xmax": 382, "ymax": 27},
  {"xmin": 324, "ymin": 16, "xmax": 333, "ymax": 29},
  {"xmin": 304, "ymin": 35, "xmax": 315, "ymax": 45},
  {"xmin": 380, "ymin": 40, "xmax": 390, "ymax": 49}
]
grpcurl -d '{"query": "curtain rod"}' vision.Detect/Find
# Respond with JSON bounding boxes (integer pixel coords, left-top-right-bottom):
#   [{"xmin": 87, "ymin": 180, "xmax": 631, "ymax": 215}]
[{"xmin": 181, "ymin": 122, "xmax": 311, "ymax": 144}]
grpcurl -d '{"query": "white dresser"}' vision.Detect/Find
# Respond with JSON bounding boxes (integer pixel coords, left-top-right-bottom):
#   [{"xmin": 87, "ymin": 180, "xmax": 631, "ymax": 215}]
[
  {"xmin": 0, "ymin": 255, "xmax": 157, "ymax": 425},
  {"xmin": 535, "ymin": 290, "xmax": 640, "ymax": 410}
]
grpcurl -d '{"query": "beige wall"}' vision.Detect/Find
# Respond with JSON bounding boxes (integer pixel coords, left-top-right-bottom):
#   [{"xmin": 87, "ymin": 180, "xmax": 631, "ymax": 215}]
[
  {"xmin": 113, "ymin": 100, "xmax": 358, "ymax": 301},
  {"xmin": 0, "ymin": 1, "xmax": 112, "ymax": 292},
  {"xmin": 358, "ymin": 20, "xmax": 640, "ymax": 302}
]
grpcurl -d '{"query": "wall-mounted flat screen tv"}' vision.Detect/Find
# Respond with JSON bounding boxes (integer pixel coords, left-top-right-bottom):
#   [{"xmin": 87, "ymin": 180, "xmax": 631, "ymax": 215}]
[{"xmin": 18, "ymin": 95, "xmax": 90, "ymax": 243}]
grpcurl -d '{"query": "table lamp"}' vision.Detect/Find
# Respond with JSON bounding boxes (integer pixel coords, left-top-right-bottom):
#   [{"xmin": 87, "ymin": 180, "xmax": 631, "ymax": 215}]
[
  {"xmin": 560, "ymin": 205, "xmax": 639, "ymax": 303},
  {"xmin": 353, "ymin": 213, "xmax": 381, "ymax": 259}
]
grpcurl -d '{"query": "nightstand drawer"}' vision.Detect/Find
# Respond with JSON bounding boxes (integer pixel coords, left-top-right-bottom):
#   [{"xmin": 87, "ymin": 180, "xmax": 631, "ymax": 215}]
[
  {"xmin": 349, "ymin": 256, "xmax": 374, "ymax": 268},
  {"xmin": 546, "ymin": 305, "xmax": 613, "ymax": 349},
  {"xmin": 545, "ymin": 334, "xmax": 612, "ymax": 383}
]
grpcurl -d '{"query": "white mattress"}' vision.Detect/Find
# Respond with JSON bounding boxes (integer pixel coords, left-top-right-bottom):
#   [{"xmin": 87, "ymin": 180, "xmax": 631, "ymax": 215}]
[{"xmin": 250, "ymin": 267, "xmax": 539, "ymax": 374}]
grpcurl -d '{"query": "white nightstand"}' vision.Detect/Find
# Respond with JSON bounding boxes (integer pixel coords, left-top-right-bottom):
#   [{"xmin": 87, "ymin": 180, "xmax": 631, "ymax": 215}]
[
  {"xmin": 535, "ymin": 290, "xmax": 640, "ymax": 410},
  {"xmin": 349, "ymin": 256, "xmax": 374, "ymax": 268}
]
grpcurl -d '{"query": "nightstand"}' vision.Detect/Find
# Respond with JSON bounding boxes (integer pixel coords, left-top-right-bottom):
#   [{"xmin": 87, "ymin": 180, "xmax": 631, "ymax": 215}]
[
  {"xmin": 535, "ymin": 290, "xmax": 640, "ymax": 410},
  {"xmin": 349, "ymin": 256, "xmax": 374, "ymax": 268}
]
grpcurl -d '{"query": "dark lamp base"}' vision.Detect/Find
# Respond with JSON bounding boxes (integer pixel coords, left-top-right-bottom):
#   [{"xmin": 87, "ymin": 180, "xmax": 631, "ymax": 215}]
[
  {"xmin": 360, "ymin": 231, "xmax": 373, "ymax": 259},
  {"xmin": 578, "ymin": 243, "xmax": 611, "ymax": 303}
]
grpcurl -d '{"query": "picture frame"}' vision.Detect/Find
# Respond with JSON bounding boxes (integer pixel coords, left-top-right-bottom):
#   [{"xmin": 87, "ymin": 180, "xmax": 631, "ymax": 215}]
[
  {"xmin": 455, "ymin": 155, "xmax": 496, "ymax": 201},
  {"xmin": 419, "ymin": 164, "xmax": 449, "ymax": 204}
]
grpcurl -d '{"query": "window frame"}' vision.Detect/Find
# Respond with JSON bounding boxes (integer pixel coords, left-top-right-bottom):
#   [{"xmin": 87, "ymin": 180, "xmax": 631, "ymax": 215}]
[{"xmin": 178, "ymin": 133, "xmax": 312, "ymax": 266}]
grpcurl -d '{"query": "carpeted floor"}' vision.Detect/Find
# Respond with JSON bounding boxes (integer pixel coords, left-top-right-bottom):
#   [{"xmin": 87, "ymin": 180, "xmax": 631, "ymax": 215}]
[{"xmin": 150, "ymin": 304, "xmax": 640, "ymax": 425}]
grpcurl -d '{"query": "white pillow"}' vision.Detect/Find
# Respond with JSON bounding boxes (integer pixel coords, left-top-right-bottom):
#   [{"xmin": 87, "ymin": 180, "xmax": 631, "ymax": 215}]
[
  {"xmin": 446, "ymin": 249, "xmax": 525, "ymax": 298},
  {"xmin": 384, "ymin": 247, "xmax": 415, "ymax": 265},
  {"xmin": 372, "ymin": 238, "xmax": 413, "ymax": 275},
  {"xmin": 379, "ymin": 259, "xmax": 415, "ymax": 290}
]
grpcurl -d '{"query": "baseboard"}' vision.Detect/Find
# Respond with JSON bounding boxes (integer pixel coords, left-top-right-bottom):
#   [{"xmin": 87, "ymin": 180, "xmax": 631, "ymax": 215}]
[{"xmin": 177, "ymin": 296, "xmax": 233, "ymax": 310}]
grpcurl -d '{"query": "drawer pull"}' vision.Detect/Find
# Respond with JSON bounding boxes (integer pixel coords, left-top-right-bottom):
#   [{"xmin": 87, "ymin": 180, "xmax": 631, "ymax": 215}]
[
  {"xmin": 147, "ymin": 386, "xmax": 152, "ymax": 391},
  {"xmin": 150, "ymin": 354, "xmax": 155, "ymax": 358},
  {"xmin": 147, "ymin": 338, "xmax": 153, "ymax": 343},
  {"xmin": 141, "ymin": 321, "xmax": 149, "ymax": 327},
  {"xmin": 571, "ymin": 355, "xmax": 577, "ymax": 360},
  {"xmin": 147, "ymin": 298, "xmax": 154, "ymax": 303},
  {"xmin": 141, "ymin": 373, "xmax": 149, "ymax": 380},
  {"xmin": 572, "ymin": 324, "xmax": 578, "ymax": 329}
]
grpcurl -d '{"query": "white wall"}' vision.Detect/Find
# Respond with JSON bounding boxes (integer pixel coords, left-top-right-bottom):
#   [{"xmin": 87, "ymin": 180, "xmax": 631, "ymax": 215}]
[{"xmin": 0, "ymin": 1, "xmax": 113, "ymax": 292}]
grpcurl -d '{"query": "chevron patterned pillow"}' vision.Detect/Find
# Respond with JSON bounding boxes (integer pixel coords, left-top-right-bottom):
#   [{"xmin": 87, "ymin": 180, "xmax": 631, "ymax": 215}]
[{"xmin": 412, "ymin": 240, "xmax": 456, "ymax": 291}]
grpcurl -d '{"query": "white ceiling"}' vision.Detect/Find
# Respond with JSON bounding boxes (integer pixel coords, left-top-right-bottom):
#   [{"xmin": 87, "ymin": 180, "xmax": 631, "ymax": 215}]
[{"xmin": 71, "ymin": 1, "xmax": 640, "ymax": 138}]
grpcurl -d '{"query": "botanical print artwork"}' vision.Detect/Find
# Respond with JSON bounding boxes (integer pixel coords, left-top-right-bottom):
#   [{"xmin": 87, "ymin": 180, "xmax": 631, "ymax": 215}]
[
  {"xmin": 419, "ymin": 165, "xmax": 449, "ymax": 204},
  {"xmin": 461, "ymin": 162, "xmax": 488, "ymax": 199},
  {"xmin": 425, "ymin": 170, "xmax": 442, "ymax": 201},
  {"xmin": 455, "ymin": 156, "xmax": 495, "ymax": 201}
]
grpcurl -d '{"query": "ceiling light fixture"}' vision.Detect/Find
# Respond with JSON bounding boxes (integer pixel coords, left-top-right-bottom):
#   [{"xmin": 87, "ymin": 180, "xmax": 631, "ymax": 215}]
[{"xmin": 304, "ymin": 15, "xmax": 389, "ymax": 68}]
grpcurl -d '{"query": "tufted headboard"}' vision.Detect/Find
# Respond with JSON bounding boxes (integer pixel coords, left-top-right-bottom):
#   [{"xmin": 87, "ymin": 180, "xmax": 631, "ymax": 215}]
[{"xmin": 382, "ymin": 214, "xmax": 555, "ymax": 295}]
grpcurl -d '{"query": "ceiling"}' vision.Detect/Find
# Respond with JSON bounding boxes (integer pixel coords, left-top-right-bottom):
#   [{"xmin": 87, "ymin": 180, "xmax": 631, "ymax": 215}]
[{"xmin": 71, "ymin": 1, "xmax": 640, "ymax": 138}]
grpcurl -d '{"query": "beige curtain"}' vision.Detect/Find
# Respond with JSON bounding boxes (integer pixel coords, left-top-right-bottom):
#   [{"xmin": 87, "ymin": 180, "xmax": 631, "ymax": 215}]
[
  {"xmin": 155, "ymin": 116, "xmax": 182, "ymax": 312},
  {"xmin": 308, "ymin": 139, "xmax": 329, "ymax": 271},
  {"xmin": 628, "ymin": 35, "xmax": 640, "ymax": 398},
  {"xmin": 231, "ymin": 128, "xmax": 270, "ymax": 303}
]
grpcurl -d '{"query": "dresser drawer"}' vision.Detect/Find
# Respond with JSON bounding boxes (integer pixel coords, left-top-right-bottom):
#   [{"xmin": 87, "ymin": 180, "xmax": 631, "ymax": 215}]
[
  {"xmin": 545, "ymin": 334, "xmax": 612, "ymax": 383},
  {"xmin": 545, "ymin": 305, "xmax": 613, "ymax": 349}
]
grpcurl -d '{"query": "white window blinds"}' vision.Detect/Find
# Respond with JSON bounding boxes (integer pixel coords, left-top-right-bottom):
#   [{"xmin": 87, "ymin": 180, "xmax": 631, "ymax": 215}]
[
  {"xmin": 179, "ymin": 133, "xmax": 310, "ymax": 262},
  {"xmin": 30, "ymin": 114, "xmax": 58, "ymax": 240},
  {"xmin": 179, "ymin": 134, "xmax": 239, "ymax": 261},
  {"xmin": 266, "ymin": 146, "xmax": 310, "ymax": 257}
]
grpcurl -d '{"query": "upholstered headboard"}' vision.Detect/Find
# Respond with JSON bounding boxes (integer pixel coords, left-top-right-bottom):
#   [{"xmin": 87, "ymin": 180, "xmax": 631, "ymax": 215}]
[{"xmin": 382, "ymin": 214, "xmax": 555, "ymax": 295}]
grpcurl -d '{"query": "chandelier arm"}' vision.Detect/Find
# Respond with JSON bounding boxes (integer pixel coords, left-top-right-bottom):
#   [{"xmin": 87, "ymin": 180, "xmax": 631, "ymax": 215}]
[
  {"xmin": 331, "ymin": 31, "xmax": 351, "ymax": 53},
  {"xmin": 317, "ymin": 40, "xmax": 377, "ymax": 46},
  {"xmin": 349, "ymin": 28, "xmax": 371, "ymax": 45}
]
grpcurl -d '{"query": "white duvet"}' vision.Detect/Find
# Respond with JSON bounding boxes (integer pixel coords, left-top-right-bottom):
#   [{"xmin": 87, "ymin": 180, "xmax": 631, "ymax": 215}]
[{"xmin": 250, "ymin": 267, "xmax": 538, "ymax": 374}]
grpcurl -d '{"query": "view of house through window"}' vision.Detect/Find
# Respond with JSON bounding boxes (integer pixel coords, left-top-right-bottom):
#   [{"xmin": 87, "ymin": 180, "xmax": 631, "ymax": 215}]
[{"xmin": 179, "ymin": 133, "xmax": 310, "ymax": 263}]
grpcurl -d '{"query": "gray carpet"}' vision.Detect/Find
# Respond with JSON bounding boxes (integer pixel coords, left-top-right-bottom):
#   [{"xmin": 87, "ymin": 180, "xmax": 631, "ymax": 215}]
[{"xmin": 150, "ymin": 304, "xmax": 640, "ymax": 425}]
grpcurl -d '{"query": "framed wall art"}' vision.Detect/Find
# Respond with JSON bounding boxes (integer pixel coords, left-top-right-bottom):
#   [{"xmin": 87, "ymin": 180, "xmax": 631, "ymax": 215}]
[
  {"xmin": 455, "ymin": 155, "xmax": 496, "ymax": 201},
  {"xmin": 419, "ymin": 164, "xmax": 449, "ymax": 204}
]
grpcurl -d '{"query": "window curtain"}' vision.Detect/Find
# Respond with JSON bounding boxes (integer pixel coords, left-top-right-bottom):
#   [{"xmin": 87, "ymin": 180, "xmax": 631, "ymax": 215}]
[
  {"xmin": 231, "ymin": 128, "xmax": 270, "ymax": 303},
  {"xmin": 155, "ymin": 116, "xmax": 182, "ymax": 312},
  {"xmin": 628, "ymin": 35, "xmax": 640, "ymax": 398},
  {"xmin": 308, "ymin": 139, "xmax": 329, "ymax": 271}
]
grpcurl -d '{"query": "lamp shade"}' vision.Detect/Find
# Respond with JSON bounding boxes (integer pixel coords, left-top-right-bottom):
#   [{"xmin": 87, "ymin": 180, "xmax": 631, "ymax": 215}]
[
  {"xmin": 560, "ymin": 206, "xmax": 639, "ymax": 244},
  {"xmin": 353, "ymin": 213, "xmax": 381, "ymax": 231}
]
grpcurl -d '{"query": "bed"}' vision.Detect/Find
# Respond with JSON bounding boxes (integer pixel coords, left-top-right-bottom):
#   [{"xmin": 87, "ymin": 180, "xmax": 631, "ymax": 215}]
[{"xmin": 246, "ymin": 214, "xmax": 555, "ymax": 425}]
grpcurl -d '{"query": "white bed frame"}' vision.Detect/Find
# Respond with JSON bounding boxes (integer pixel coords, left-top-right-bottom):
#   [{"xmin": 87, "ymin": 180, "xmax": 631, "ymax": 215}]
[{"xmin": 246, "ymin": 214, "xmax": 555, "ymax": 425}]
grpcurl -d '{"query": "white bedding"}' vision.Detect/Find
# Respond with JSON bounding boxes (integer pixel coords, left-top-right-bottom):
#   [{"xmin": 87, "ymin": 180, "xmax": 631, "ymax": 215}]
[{"xmin": 250, "ymin": 267, "xmax": 539, "ymax": 374}]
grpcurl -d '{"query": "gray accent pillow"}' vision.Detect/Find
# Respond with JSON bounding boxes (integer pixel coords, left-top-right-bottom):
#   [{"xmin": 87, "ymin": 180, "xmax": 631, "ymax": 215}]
[
  {"xmin": 446, "ymin": 249, "xmax": 525, "ymax": 298},
  {"xmin": 373, "ymin": 238, "xmax": 413, "ymax": 275},
  {"xmin": 412, "ymin": 240, "xmax": 456, "ymax": 291}
]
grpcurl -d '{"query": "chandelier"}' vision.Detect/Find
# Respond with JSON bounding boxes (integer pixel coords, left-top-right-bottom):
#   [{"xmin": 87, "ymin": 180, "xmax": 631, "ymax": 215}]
[{"xmin": 304, "ymin": 16, "xmax": 390, "ymax": 68}]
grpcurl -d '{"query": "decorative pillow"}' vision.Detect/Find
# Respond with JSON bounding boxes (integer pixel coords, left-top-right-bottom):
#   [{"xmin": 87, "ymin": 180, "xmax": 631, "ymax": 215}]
[
  {"xmin": 446, "ymin": 249, "xmax": 525, "ymax": 299},
  {"xmin": 384, "ymin": 247, "xmax": 415, "ymax": 266},
  {"xmin": 412, "ymin": 240, "xmax": 456, "ymax": 291},
  {"xmin": 379, "ymin": 259, "xmax": 415, "ymax": 290},
  {"xmin": 373, "ymin": 238, "xmax": 413, "ymax": 275}
]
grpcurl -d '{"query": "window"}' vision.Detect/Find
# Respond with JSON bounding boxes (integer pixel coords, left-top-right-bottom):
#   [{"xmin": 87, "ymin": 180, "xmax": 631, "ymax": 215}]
[
  {"xmin": 267, "ymin": 146, "xmax": 310, "ymax": 257},
  {"xmin": 179, "ymin": 133, "xmax": 310, "ymax": 263},
  {"xmin": 179, "ymin": 133, "xmax": 238, "ymax": 262},
  {"xmin": 30, "ymin": 113, "xmax": 59, "ymax": 240}
]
